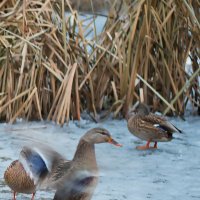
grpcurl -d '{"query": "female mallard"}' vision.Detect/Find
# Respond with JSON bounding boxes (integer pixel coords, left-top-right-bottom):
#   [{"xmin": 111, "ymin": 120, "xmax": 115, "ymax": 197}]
[
  {"xmin": 4, "ymin": 144, "xmax": 66, "ymax": 199},
  {"xmin": 126, "ymin": 103, "xmax": 182, "ymax": 150},
  {"xmin": 4, "ymin": 160, "xmax": 36, "ymax": 200},
  {"xmin": 4, "ymin": 128, "xmax": 121, "ymax": 200},
  {"xmin": 52, "ymin": 127, "xmax": 122, "ymax": 200}
]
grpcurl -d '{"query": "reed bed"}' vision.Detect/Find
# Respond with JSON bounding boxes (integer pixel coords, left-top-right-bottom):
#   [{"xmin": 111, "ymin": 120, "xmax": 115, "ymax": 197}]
[
  {"xmin": 0, "ymin": 0, "xmax": 199, "ymax": 125},
  {"xmin": 95, "ymin": 0, "xmax": 200, "ymax": 117}
]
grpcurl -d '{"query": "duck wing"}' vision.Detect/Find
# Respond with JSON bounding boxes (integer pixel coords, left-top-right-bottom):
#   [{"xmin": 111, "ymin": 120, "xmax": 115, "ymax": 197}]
[
  {"xmin": 52, "ymin": 165, "xmax": 97, "ymax": 200},
  {"xmin": 19, "ymin": 146, "xmax": 49, "ymax": 187},
  {"xmin": 19, "ymin": 144, "xmax": 67, "ymax": 189},
  {"xmin": 144, "ymin": 113, "xmax": 182, "ymax": 133},
  {"xmin": 48, "ymin": 160, "xmax": 73, "ymax": 189},
  {"xmin": 53, "ymin": 176, "xmax": 96, "ymax": 200}
]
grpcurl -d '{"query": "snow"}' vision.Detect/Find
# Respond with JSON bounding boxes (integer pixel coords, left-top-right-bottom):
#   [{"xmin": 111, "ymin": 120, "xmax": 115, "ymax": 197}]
[{"xmin": 0, "ymin": 116, "xmax": 200, "ymax": 200}]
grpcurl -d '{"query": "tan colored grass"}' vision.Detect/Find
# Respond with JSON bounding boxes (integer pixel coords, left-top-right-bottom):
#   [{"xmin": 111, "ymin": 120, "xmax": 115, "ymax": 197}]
[{"xmin": 0, "ymin": 0, "xmax": 199, "ymax": 125}]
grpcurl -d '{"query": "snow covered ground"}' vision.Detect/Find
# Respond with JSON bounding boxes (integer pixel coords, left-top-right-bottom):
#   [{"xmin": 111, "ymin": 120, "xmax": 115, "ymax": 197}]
[{"xmin": 0, "ymin": 115, "xmax": 200, "ymax": 200}]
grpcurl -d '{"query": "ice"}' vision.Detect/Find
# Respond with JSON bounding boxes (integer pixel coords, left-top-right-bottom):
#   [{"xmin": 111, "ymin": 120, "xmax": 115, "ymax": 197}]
[{"xmin": 0, "ymin": 116, "xmax": 200, "ymax": 200}]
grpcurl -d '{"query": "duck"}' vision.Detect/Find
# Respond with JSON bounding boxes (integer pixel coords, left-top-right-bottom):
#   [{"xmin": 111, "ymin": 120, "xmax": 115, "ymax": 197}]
[
  {"xmin": 126, "ymin": 103, "xmax": 182, "ymax": 150},
  {"xmin": 4, "ymin": 143, "xmax": 66, "ymax": 200},
  {"xmin": 4, "ymin": 160, "xmax": 36, "ymax": 200},
  {"xmin": 4, "ymin": 128, "xmax": 121, "ymax": 200},
  {"xmin": 52, "ymin": 127, "xmax": 122, "ymax": 200}
]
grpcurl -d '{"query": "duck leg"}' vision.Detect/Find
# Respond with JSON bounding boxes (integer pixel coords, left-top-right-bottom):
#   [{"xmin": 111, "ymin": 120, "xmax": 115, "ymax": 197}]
[
  {"xmin": 13, "ymin": 191, "xmax": 16, "ymax": 200},
  {"xmin": 31, "ymin": 193, "xmax": 36, "ymax": 200},
  {"xmin": 136, "ymin": 140, "xmax": 151, "ymax": 150}
]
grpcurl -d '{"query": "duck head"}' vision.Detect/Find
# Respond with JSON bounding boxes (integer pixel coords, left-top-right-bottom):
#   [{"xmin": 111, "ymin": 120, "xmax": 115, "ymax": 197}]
[
  {"xmin": 82, "ymin": 128, "xmax": 122, "ymax": 147},
  {"xmin": 126, "ymin": 103, "xmax": 150, "ymax": 120}
]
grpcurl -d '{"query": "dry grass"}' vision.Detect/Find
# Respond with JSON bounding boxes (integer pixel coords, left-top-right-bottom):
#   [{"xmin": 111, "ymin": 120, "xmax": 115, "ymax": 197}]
[
  {"xmin": 0, "ymin": 0, "xmax": 199, "ymax": 125},
  {"xmin": 94, "ymin": 0, "xmax": 200, "ymax": 116}
]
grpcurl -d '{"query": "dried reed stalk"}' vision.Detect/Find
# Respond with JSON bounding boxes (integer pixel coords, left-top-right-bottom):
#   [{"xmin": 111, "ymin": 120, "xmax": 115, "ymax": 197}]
[
  {"xmin": 93, "ymin": 0, "xmax": 199, "ymax": 116},
  {"xmin": 0, "ymin": 0, "xmax": 199, "ymax": 125}
]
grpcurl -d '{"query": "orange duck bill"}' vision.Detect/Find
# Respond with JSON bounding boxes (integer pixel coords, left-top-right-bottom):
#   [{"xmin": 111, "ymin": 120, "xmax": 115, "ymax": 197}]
[{"xmin": 108, "ymin": 138, "xmax": 122, "ymax": 147}]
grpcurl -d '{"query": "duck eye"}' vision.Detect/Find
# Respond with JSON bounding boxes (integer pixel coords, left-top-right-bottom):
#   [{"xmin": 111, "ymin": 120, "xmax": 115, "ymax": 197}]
[
  {"xmin": 99, "ymin": 131, "xmax": 105, "ymax": 135},
  {"xmin": 99, "ymin": 131, "xmax": 109, "ymax": 137}
]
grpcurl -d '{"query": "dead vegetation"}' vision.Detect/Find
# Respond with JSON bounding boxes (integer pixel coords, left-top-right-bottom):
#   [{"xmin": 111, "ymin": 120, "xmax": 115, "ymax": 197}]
[{"xmin": 0, "ymin": 0, "xmax": 199, "ymax": 125}]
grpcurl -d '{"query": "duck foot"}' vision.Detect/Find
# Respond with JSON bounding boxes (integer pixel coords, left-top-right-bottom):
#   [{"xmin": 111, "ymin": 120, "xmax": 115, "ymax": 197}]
[
  {"xmin": 13, "ymin": 191, "xmax": 16, "ymax": 200},
  {"xmin": 31, "ymin": 193, "xmax": 36, "ymax": 200},
  {"xmin": 136, "ymin": 141, "xmax": 158, "ymax": 150},
  {"xmin": 136, "ymin": 145, "xmax": 152, "ymax": 150}
]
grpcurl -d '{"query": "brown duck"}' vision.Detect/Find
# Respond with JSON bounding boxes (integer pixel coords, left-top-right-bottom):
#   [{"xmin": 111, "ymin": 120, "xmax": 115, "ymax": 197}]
[
  {"xmin": 126, "ymin": 103, "xmax": 182, "ymax": 150},
  {"xmin": 4, "ymin": 160, "xmax": 36, "ymax": 200},
  {"xmin": 52, "ymin": 127, "xmax": 122, "ymax": 200},
  {"xmin": 4, "ymin": 128, "xmax": 121, "ymax": 200},
  {"xmin": 4, "ymin": 143, "xmax": 66, "ymax": 200}
]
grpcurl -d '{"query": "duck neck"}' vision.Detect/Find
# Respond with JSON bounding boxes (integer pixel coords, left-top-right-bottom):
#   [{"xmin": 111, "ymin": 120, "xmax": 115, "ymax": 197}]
[{"xmin": 73, "ymin": 139, "xmax": 98, "ymax": 171}]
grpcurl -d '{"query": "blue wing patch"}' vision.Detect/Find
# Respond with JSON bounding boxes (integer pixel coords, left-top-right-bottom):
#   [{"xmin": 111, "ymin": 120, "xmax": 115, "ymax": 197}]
[
  {"xmin": 26, "ymin": 152, "xmax": 48, "ymax": 178},
  {"xmin": 154, "ymin": 124, "xmax": 168, "ymax": 132}
]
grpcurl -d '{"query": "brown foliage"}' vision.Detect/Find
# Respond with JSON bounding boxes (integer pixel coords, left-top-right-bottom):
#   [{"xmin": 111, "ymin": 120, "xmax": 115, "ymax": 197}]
[{"xmin": 0, "ymin": 0, "xmax": 199, "ymax": 125}]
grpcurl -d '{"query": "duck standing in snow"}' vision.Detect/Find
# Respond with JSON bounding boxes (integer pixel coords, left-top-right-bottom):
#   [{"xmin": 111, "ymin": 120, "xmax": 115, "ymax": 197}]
[
  {"xmin": 52, "ymin": 127, "xmax": 122, "ymax": 200},
  {"xmin": 126, "ymin": 103, "xmax": 182, "ymax": 150},
  {"xmin": 4, "ymin": 160, "xmax": 36, "ymax": 200},
  {"xmin": 4, "ymin": 127, "xmax": 122, "ymax": 200},
  {"xmin": 4, "ymin": 143, "xmax": 66, "ymax": 200}
]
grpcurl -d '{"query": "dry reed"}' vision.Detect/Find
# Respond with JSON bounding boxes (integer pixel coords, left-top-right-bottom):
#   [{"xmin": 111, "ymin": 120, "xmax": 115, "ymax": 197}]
[
  {"xmin": 94, "ymin": 0, "xmax": 200, "ymax": 117},
  {"xmin": 0, "ymin": 0, "xmax": 199, "ymax": 125}
]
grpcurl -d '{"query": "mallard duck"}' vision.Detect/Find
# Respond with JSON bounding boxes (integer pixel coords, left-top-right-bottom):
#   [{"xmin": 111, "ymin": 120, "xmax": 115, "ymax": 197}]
[
  {"xmin": 4, "ymin": 160, "xmax": 36, "ymax": 200},
  {"xmin": 52, "ymin": 127, "xmax": 122, "ymax": 200},
  {"xmin": 4, "ymin": 128, "xmax": 121, "ymax": 200},
  {"xmin": 126, "ymin": 103, "xmax": 182, "ymax": 150},
  {"xmin": 4, "ymin": 144, "xmax": 66, "ymax": 199}
]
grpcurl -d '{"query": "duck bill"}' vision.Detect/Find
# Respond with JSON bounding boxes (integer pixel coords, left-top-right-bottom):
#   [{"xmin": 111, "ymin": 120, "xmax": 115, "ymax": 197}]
[{"xmin": 108, "ymin": 138, "xmax": 122, "ymax": 147}]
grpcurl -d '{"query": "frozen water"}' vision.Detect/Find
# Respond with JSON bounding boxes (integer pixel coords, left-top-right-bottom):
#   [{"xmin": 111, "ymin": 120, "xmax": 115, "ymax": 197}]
[
  {"xmin": 0, "ymin": 116, "xmax": 200, "ymax": 200},
  {"xmin": 63, "ymin": 13, "xmax": 107, "ymax": 53}
]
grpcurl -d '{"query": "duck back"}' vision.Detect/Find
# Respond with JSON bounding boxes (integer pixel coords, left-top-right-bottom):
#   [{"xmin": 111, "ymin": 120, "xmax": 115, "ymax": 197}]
[{"xmin": 4, "ymin": 160, "xmax": 36, "ymax": 194}]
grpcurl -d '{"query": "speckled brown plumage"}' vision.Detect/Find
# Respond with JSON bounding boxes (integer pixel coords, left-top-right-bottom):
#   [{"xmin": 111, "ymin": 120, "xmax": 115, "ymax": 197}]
[
  {"xmin": 52, "ymin": 128, "xmax": 121, "ymax": 200},
  {"xmin": 4, "ymin": 143, "xmax": 68, "ymax": 200},
  {"xmin": 4, "ymin": 160, "xmax": 36, "ymax": 198},
  {"xmin": 4, "ymin": 128, "xmax": 121, "ymax": 200},
  {"xmin": 127, "ymin": 103, "xmax": 182, "ymax": 149}
]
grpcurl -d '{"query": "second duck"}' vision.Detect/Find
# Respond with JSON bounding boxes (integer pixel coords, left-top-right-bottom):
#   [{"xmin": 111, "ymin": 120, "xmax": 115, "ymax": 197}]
[{"xmin": 126, "ymin": 103, "xmax": 182, "ymax": 150}]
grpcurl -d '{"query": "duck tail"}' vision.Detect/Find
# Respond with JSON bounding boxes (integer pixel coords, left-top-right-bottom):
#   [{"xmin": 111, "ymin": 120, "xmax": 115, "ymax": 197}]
[
  {"xmin": 173, "ymin": 125, "xmax": 182, "ymax": 133},
  {"xmin": 155, "ymin": 122, "xmax": 182, "ymax": 133},
  {"xmin": 167, "ymin": 122, "xmax": 182, "ymax": 133}
]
